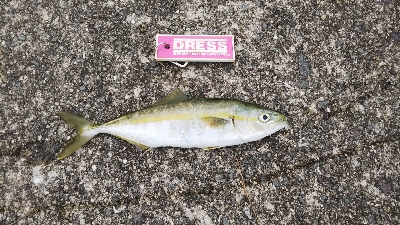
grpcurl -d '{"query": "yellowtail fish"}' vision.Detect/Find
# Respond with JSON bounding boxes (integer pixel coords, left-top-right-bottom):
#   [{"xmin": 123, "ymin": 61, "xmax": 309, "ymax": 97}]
[{"xmin": 57, "ymin": 89, "xmax": 288, "ymax": 159}]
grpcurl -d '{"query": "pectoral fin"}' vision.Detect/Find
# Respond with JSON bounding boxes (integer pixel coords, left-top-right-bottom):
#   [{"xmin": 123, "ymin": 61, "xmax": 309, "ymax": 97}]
[{"xmin": 201, "ymin": 117, "xmax": 230, "ymax": 128}]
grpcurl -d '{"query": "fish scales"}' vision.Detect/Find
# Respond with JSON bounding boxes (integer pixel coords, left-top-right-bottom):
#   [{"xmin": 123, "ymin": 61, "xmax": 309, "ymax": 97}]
[
  {"xmin": 100, "ymin": 99, "xmax": 249, "ymax": 148},
  {"xmin": 56, "ymin": 89, "xmax": 288, "ymax": 159}
]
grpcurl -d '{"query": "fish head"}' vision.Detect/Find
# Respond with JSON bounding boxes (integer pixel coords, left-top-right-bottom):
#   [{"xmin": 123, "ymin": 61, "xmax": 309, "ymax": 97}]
[{"xmin": 233, "ymin": 105, "xmax": 288, "ymax": 141}]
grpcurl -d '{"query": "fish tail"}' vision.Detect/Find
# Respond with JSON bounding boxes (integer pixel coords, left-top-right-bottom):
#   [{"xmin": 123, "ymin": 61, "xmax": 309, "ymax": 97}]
[{"xmin": 56, "ymin": 111, "xmax": 98, "ymax": 160}]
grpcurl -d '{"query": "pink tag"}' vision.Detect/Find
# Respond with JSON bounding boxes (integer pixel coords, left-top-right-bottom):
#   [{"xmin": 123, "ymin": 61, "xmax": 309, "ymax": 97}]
[{"xmin": 155, "ymin": 34, "xmax": 235, "ymax": 62}]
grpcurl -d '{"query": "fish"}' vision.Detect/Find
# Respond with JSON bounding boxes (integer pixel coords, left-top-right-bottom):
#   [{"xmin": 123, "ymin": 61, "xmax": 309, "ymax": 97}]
[{"xmin": 56, "ymin": 89, "xmax": 288, "ymax": 159}]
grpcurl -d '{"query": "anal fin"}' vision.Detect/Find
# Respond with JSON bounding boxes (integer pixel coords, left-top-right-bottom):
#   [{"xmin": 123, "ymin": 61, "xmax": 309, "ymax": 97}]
[
  {"xmin": 202, "ymin": 146, "xmax": 221, "ymax": 150},
  {"xmin": 130, "ymin": 141, "xmax": 150, "ymax": 150},
  {"xmin": 115, "ymin": 136, "xmax": 149, "ymax": 150}
]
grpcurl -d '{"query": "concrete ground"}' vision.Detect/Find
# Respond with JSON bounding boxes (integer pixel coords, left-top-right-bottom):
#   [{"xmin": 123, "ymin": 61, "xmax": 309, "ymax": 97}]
[{"xmin": 1, "ymin": 0, "xmax": 399, "ymax": 224}]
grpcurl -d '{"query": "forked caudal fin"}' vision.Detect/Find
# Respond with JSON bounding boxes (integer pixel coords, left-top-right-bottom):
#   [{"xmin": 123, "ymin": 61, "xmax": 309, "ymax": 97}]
[{"xmin": 56, "ymin": 112, "xmax": 98, "ymax": 160}]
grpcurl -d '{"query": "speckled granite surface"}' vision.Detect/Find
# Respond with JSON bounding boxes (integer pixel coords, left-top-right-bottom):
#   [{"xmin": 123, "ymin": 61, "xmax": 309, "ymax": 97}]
[{"xmin": 1, "ymin": 0, "xmax": 399, "ymax": 224}]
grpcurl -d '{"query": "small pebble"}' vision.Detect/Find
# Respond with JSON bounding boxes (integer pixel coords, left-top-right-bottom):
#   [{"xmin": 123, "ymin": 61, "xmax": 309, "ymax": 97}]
[{"xmin": 18, "ymin": 34, "xmax": 26, "ymax": 41}]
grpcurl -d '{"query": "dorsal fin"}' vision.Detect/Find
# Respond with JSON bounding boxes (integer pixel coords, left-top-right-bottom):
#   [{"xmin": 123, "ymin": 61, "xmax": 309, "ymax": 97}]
[{"xmin": 152, "ymin": 89, "xmax": 190, "ymax": 106}]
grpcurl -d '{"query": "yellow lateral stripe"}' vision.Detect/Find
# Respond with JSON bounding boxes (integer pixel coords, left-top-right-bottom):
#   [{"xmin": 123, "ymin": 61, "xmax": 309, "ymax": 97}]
[{"xmin": 120, "ymin": 112, "xmax": 251, "ymax": 125}]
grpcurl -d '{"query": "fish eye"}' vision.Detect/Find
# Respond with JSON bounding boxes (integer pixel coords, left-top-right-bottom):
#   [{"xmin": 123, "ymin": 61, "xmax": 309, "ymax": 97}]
[{"xmin": 258, "ymin": 113, "xmax": 271, "ymax": 123}]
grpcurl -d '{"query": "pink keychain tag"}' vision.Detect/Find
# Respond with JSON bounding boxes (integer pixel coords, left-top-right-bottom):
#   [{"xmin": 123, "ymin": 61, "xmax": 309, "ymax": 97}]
[{"xmin": 155, "ymin": 34, "xmax": 235, "ymax": 65}]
